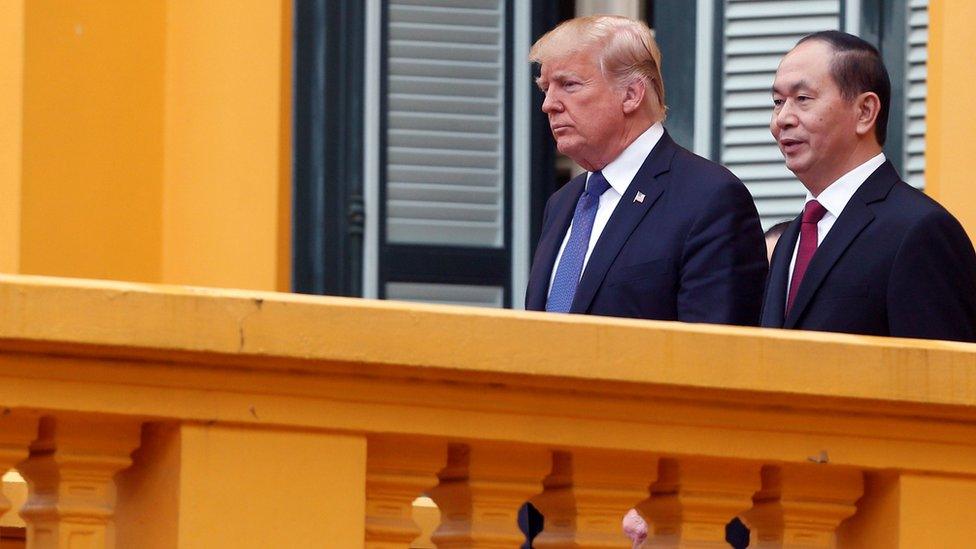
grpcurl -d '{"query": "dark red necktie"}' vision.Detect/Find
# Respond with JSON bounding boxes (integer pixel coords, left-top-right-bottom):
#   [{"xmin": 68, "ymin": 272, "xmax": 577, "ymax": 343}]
[{"xmin": 786, "ymin": 200, "xmax": 828, "ymax": 316}]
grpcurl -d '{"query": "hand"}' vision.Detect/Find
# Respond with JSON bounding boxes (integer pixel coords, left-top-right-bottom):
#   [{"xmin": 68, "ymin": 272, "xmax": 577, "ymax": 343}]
[{"xmin": 622, "ymin": 508, "xmax": 648, "ymax": 548}]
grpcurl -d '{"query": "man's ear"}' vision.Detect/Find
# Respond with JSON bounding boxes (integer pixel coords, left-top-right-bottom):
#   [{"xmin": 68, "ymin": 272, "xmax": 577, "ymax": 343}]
[
  {"xmin": 854, "ymin": 91, "xmax": 881, "ymax": 140},
  {"xmin": 622, "ymin": 79, "xmax": 647, "ymax": 115}
]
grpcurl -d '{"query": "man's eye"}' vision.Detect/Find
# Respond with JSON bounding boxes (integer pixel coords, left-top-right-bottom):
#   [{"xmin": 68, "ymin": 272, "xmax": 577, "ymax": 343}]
[
  {"xmin": 772, "ymin": 98, "xmax": 784, "ymax": 107},
  {"xmin": 796, "ymin": 95, "xmax": 811, "ymax": 103},
  {"xmin": 565, "ymin": 81, "xmax": 581, "ymax": 90}
]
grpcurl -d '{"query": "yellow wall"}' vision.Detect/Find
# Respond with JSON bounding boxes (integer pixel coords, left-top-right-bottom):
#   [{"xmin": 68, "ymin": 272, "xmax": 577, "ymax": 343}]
[
  {"xmin": 927, "ymin": 0, "xmax": 976, "ymax": 238},
  {"xmin": 0, "ymin": 1, "xmax": 24, "ymax": 275},
  {"xmin": 161, "ymin": 0, "xmax": 291, "ymax": 291},
  {"xmin": 1, "ymin": 1, "xmax": 291, "ymax": 290},
  {"xmin": 20, "ymin": 0, "xmax": 166, "ymax": 282}
]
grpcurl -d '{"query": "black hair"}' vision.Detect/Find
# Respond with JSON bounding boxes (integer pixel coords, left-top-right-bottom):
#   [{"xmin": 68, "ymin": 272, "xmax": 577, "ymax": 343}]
[
  {"xmin": 797, "ymin": 30, "xmax": 891, "ymax": 146},
  {"xmin": 764, "ymin": 220, "xmax": 791, "ymax": 240}
]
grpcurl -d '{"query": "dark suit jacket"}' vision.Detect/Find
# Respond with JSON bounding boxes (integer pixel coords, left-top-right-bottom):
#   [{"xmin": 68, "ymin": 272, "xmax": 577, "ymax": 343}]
[
  {"xmin": 525, "ymin": 131, "xmax": 767, "ymax": 325},
  {"xmin": 761, "ymin": 160, "xmax": 976, "ymax": 342}
]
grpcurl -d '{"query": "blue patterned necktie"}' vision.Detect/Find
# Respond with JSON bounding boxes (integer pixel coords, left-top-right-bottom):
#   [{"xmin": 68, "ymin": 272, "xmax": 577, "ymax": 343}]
[{"xmin": 546, "ymin": 171, "xmax": 612, "ymax": 312}]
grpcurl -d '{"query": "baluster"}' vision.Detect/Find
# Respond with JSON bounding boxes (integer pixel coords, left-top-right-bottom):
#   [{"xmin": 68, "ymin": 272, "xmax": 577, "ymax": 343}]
[
  {"xmin": 741, "ymin": 464, "xmax": 863, "ymax": 548},
  {"xmin": 365, "ymin": 435, "xmax": 447, "ymax": 548},
  {"xmin": 428, "ymin": 442, "xmax": 549, "ymax": 548},
  {"xmin": 639, "ymin": 457, "xmax": 761, "ymax": 548},
  {"xmin": 0, "ymin": 414, "xmax": 37, "ymax": 522},
  {"xmin": 533, "ymin": 449, "xmax": 657, "ymax": 548},
  {"xmin": 17, "ymin": 416, "xmax": 141, "ymax": 549}
]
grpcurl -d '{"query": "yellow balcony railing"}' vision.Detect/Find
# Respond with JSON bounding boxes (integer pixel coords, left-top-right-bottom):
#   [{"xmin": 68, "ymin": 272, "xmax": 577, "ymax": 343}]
[{"xmin": 1, "ymin": 273, "xmax": 976, "ymax": 548}]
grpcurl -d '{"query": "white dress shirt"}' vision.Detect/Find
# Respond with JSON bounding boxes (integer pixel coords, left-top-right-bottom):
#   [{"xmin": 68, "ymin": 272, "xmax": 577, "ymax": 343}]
[
  {"xmin": 547, "ymin": 123, "xmax": 665, "ymax": 297},
  {"xmin": 786, "ymin": 152, "xmax": 887, "ymax": 293}
]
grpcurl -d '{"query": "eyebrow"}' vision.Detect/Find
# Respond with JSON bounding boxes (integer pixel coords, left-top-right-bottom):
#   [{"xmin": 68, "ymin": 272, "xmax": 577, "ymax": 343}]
[
  {"xmin": 536, "ymin": 70, "xmax": 582, "ymax": 90},
  {"xmin": 771, "ymin": 80, "xmax": 812, "ymax": 95}
]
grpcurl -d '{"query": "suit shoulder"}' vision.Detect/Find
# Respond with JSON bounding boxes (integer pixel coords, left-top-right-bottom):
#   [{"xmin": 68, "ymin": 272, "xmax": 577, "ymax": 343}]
[
  {"xmin": 871, "ymin": 181, "xmax": 973, "ymax": 256},
  {"xmin": 884, "ymin": 180, "xmax": 962, "ymax": 224},
  {"xmin": 670, "ymin": 146, "xmax": 744, "ymax": 190}
]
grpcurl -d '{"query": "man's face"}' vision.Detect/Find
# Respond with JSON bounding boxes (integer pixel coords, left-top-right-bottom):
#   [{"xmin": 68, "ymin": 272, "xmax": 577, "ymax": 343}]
[
  {"xmin": 537, "ymin": 48, "xmax": 627, "ymax": 170},
  {"xmin": 770, "ymin": 40, "xmax": 860, "ymax": 191}
]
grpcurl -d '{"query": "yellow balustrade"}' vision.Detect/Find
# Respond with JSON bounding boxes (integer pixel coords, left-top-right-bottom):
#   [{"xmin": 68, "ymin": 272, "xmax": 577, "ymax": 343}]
[{"xmin": 1, "ymin": 273, "xmax": 976, "ymax": 547}]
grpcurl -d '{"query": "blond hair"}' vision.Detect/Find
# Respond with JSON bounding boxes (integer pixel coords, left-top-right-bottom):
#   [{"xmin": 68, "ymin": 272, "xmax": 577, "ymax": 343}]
[{"xmin": 529, "ymin": 15, "xmax": 666, "ymax": 117}]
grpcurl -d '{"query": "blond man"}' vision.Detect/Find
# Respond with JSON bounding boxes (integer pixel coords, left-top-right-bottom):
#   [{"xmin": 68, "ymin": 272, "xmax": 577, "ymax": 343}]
[{"xmin": 524, "ymin": 16, "xmax": 766, "ymax": 324}]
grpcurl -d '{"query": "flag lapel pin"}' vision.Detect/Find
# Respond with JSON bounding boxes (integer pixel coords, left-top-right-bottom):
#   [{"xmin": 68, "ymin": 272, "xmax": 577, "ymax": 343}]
[{"xmin": 634, "ymin": 191, "xmax": 645, "ymax": 204}]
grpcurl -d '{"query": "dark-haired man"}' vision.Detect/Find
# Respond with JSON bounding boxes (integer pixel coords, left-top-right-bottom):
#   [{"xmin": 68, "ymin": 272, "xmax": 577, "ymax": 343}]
[{"xmin": 761, "ymin": 31, "xmax": 976, "ymax": 341}]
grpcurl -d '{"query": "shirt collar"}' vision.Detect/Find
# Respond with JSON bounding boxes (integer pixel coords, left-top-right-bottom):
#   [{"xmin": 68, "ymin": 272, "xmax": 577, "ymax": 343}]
[
  {"xmin": 589, "ymin": 122, "xmax": 664, "ymax": 196},
  {"xmin": 806, "ymin": 152, "xmax": 886, "ymax": 218}
]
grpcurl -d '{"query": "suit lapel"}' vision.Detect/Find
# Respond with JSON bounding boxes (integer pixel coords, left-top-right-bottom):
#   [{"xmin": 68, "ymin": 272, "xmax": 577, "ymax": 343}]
[
  {"xmin": 569, "ymin": 133, "xmax": 675, "ymax": 313},
  {"xmin": 761, "ymin": 219, "xmax": 800, "ymax": 328},
  {"xmin": 525, "ymin": 174, "xmax": 585, "ymax": 310},
  {"xmin": 783, "ymin": 161, "xmax": 898, "ymax": 328}
]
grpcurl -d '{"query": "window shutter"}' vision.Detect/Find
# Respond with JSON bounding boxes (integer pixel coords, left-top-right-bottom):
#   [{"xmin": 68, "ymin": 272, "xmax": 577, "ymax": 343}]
[
  {"xmin": 386, "ymin": 0, "xmax": 506, "ymax": 247},
  {"xmin": 386, "ymin": 282, "xmax": 504, "ymax": 307},
  {"xmin": 904, "ymin": 0, "xmax": 928, "ymax": 189},
  {"xmin": 720, "ymin": 0, "xmax": 840, "ymax": 227},
  {"xmin": 378, "ymin": 0, "xmax": 512, "ymax": 308}
]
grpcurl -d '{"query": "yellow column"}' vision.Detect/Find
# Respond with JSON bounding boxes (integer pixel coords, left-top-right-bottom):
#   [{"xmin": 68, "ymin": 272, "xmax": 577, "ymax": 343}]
[
  {"xmin": 115, "ymin": 422, "xmax": 366, "ymax": 549},
  {"xmin": 532, "ymin": 449, "xmax": 656, "ymax": 548},
  {"xmin": 896, "ymin": 474, "xmax": 976, "ymax": 546},
  {"xmin": 926, "ymin": 0, "xmax": 976, "ymax": 237},
  {"xmin": 18, "ymin": 1, "xmax": 165, "ymax": 282},
  {"xmin": 838, "ymin": 472, "xmax": 976, "ymax": 547},
  {"xmin": 17, "ymin": 416, "xmax": 142, "ymax": 549},
  {"xmin": 161, "ymin": 0, "xmax": 292, "ymax": 291},
  {"xmin": 741, "ymin": 464, "xmax": 862, "ymax": 548},
  {"xmin": 0, "ymin": 0, "xmax": 24, "ymax": 274},
  {"xmin": 365, "ymin": 436, "xmax": 446, "ymax": 548},
  {"xmin": 639, "ymin": 458, "xmax": 761, "ymax": 548},
  {"xmin": 428, "ymin": 442, "xmax": 550, "ymax": 547},
  {"xmin": 0, "ymin": 414, "xmax": 36, "ymax": 522}
]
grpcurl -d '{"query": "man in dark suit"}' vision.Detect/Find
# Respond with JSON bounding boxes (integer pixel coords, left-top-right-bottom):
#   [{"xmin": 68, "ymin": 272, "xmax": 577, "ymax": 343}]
[
  {"xmin": 762, "ymin": 30, "xmax": 976, "ymax": 342},
  {"xmin": 523, "ymin": 16, "xmax": 767, "ymax": 548},
  {"xmin": 524, "ymin": 15, "xmax": 767, "ymax": 325}
]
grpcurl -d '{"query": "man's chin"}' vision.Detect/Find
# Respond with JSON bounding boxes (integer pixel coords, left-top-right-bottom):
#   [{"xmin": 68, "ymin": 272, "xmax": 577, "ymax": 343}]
[
  {"xmin": 784, "ymin": 157, "xmax": 807, "ymax": 176},
  {"xmin": 555, "ymin": 141, "xmax": 581, "ymax": 160}
]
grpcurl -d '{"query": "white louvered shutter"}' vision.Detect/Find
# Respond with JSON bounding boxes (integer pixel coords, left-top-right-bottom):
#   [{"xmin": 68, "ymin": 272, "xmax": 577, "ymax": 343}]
[
  {"xmin": 386, "ymin": 282, "xmax": 503, "ymax": 306},
  {"xmin": 904, "ymin": 0, "xmax": 928, "ymax": 189},
  {"xmin": 721, "ymin": 0, "xmax": 841, "ymax": 228},
  {"xmin": 385, "ymin": 0, "xmax": 506, "ymax": 247}
]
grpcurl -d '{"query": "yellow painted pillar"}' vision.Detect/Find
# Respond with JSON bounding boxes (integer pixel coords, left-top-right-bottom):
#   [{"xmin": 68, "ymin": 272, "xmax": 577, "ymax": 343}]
[
  {"xmin": 639, "ymin": 458, "xmax": 761, "ymax": 547},
  {"xmin": 0, "ymin": 0, "xmax": 24, "ymax": 275},
  {"xmin": 926, "ymin": 0, "xmax": 976, "ymax": 238},
  {"xmin": 0, "ymin": 415, "xmax": 36, "ymax": 524},
  {"xmin": 18, "ymin": 1, "xmax": 166, "ymax": 282},
  {"xmin": 2, "ymin": 0, "xmax": 292, "ymax": 289},
  {"xmin": 838, "ymin": 472, "xmax": 976, "ymax": 547},
  {"xmin": 365, "ymin": 436, "xmax": 446, "ymax": 547},
  {"xmin": 17, "ymin": 415, "xmax": 143, "ymax": 549},
  {"xmin": 161, "ymin": 0, "xmax": 292, "ymax": 291},
  {"xmin": 116, "ymin": 422, "xmax": 367, "ymax": 549},
  {"xmin": 895, "ymin": 474, "xmax": 976, "ymax": 546},
  {"xmin": 532, "ymin": 449, "xmax": 656, "ymax": 548},
  {"xmin": 428, "ymin": 443, "xmax": 550, "ymax": 547},
  {"xmin": 741, "ymin": 464, "xmax": 862, "ymax": 548}
]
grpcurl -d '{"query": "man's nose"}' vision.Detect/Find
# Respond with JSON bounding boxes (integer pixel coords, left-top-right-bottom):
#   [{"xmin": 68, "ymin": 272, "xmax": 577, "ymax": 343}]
[
  {"xmin": 772, "ymin": 102, "xmax": 797, "ymax": 129},
  {"xmin": 542, "ymin": 90, "xmax": 561, "ymax": 113}
]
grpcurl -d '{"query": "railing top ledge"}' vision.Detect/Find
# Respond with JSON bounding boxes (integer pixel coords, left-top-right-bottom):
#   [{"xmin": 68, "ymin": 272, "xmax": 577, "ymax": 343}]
[{"xmin": 1, "ymin": 273, "xmax": 975, "ymax": 411}]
